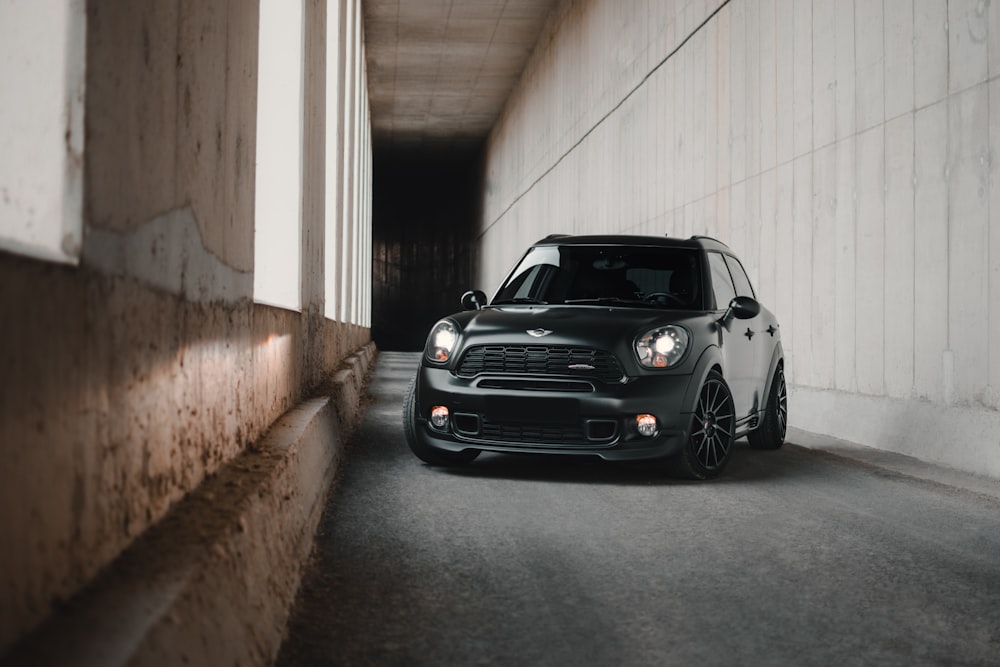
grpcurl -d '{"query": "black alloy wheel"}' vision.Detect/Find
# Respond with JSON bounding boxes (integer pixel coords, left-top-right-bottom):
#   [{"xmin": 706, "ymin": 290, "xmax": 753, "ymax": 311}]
[{"xmin": 676, "ymin": 370, "xmax": 735, "ymax": 479}]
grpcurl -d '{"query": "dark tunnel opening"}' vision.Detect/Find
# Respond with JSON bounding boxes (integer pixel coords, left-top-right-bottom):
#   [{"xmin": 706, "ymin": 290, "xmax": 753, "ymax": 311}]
[{"xmin": 371, "ymin": 144, "xmax": 484, "ymax": 351}]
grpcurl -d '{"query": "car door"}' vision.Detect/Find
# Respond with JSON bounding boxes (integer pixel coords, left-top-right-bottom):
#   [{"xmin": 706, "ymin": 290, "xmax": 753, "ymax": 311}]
[
  {"xmin": 723, "ymin": 253, "xmax": 769, "ymax": 416},
  {"xmin": 706, "ymin": 251, "xmax": 757, "ymax": 420}
]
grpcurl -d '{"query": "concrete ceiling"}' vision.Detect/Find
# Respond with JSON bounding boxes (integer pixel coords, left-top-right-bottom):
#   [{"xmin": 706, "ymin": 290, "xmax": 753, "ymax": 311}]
[{"xmin": 362, "ymin": 0, "xmax": 561, "ymax": 149}]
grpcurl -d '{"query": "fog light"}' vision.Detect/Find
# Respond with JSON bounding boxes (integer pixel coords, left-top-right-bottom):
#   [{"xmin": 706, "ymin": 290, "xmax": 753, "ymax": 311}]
[
  {"xmin": 636, "ymin": 414, "xmax": 658, "ymax": 437},
  {"xmin": 430, "ymin": 406, "xmax": 450, "ymax": 429}
]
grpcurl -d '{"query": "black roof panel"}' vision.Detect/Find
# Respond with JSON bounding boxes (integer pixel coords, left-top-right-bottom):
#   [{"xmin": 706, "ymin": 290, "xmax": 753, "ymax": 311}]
[{"xmin": 531, "ymin": 234, "xmax": 730, "ymax": 252}]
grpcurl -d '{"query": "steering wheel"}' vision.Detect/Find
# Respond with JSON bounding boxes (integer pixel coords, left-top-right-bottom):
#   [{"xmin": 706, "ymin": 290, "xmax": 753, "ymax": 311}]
[{"xmin": 643, "ymin": 292, "xmax": 686, "ymax": 306}]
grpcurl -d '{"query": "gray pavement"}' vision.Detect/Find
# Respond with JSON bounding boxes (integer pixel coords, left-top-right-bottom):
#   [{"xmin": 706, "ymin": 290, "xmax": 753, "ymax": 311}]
[{"xmin": 276, "ymin": 351, "xmax": 1000, "ymax": 666}]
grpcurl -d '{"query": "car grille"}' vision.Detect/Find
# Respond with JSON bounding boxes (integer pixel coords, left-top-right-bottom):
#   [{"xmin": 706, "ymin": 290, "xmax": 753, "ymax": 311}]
[{"xmin": 456, "ymin": 345, "xmax": 625, "ymax": 383}]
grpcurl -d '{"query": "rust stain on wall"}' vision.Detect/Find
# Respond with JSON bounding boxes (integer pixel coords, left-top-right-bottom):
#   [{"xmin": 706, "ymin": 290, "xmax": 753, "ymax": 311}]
[{"xmin": 0, "ymin": 254, "xmax": 369, "ymax": 653}]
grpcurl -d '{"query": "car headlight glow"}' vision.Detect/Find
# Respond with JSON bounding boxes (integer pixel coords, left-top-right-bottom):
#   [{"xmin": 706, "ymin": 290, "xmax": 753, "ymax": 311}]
[
  {"xmin": 425, "ymin": 319, "xmax": 460, "ymax": 363},
  {"xmin": 635, "ymin": 325, "xmax": 689, "ymax": 369},
  {"xmin": 430, "ymin": 405, "xmax": 450, "ymax": 429},
  {"xmin": 636, "ymin": 414, "xmax": 658, "ymax": 437}
]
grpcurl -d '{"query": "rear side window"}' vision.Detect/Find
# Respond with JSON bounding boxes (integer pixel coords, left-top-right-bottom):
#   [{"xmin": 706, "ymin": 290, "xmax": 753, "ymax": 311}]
[
  {"xmin": 724, "ymin": 255, "xmax": 756, "ymax": 298},
  {"xmin": 707, "ymin": 252, "xmax": 736, "ymax": 310}
]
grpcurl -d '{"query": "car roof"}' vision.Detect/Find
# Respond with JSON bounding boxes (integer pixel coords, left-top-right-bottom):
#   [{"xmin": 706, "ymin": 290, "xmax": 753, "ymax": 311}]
[{"xmin": 532, "ymin": 234, "xmax": 731, "ymax": 253}]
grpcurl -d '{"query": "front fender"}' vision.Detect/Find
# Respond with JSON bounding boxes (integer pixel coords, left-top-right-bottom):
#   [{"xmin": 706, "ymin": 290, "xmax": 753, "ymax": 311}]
[{"xmin": 680, "ymin": 345, "xmax": 725, "ymax": 414}]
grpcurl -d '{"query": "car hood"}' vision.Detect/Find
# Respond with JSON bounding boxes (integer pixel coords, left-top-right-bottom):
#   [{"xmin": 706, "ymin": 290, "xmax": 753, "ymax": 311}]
[{"xmin": 452, "ymin": 304, "xmax": 714, "ymax": 353}]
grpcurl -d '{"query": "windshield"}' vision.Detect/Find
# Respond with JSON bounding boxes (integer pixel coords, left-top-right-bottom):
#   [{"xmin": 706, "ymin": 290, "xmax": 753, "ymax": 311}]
[{"xmin": 493, "ymin": 245, "xmax": 703, "ymax": 309}]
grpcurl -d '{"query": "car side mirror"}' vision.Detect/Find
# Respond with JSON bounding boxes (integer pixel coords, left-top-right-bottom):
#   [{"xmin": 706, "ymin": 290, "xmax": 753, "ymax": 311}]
[
  {"xmin": 725, "ymin": 295, "xmax": 760, "ymax": 320},
  {"xmin": 461, "ymin": 290, "xmax": 488, "ymax": 311}
]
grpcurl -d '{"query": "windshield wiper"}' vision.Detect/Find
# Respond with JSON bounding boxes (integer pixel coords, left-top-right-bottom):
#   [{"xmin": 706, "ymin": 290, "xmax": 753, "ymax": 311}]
[
  {"xmin": 563, "ymin": 297, "xmax": 652, "ymax": 307},
  {"xmin": 493, "ymin": 297, "xmax": 548, "ymax": 305}
]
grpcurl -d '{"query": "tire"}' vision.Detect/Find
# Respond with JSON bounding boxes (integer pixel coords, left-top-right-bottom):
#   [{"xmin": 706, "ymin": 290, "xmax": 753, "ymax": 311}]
[
  {"xmin": 403, "ymin": 377, "xmax": 479, "ymax": 466},
  {"xmin": 747, "ymin": 363, "xmax": 787, "ymax": 451},
  {"xmin": 675, "ymin": 370, "xmax": 736, "ymax": 480}
]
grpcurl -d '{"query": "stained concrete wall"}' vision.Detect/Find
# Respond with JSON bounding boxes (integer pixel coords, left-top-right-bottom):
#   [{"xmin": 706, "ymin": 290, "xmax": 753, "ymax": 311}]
[
  {"xmin": 480, "ymin": 0, "xmax": 1000, "ymax": 477},
  {"xmin": 0, "ymin": 0, "xmax": 372, "ymax": 656}
]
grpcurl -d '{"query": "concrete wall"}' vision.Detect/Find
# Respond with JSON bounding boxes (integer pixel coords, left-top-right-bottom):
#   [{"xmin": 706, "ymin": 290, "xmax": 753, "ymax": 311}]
[
  {"xmin": 0, "ymin": 0, "xmax": 86, "ymax": 264},
  {"xmin": 0, "ymin": 0, "xmax": 372, "ymax": 655},
  {"xmin": 480, "ymin": 0, "xmax": 1000, "ymax": 477}
]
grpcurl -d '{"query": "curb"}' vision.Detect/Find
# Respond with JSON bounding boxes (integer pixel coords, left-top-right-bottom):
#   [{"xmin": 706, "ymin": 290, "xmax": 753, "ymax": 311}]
[
  {"xmin": 787, "ymin": 426, "xmax": 1000, "ymax": 503},
  {"xmin": 4, "ymin": 343, "xmax": 378, "ymax": 667}
]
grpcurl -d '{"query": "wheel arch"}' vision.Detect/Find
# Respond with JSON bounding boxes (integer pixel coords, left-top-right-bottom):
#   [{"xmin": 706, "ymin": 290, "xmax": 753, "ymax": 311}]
[
  {"xmin": 760, "ymin": 342, "xmax": 785, "ymax": 406},
  {"xmin": 680, "ymin": 345, "xmax": 725, "ymax": 414}
]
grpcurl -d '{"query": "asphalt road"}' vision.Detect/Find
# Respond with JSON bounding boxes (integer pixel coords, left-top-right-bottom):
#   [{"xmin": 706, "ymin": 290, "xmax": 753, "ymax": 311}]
[{"xmin": 276, "ymin": 352, "xmax": 1000, "ymax": 667}]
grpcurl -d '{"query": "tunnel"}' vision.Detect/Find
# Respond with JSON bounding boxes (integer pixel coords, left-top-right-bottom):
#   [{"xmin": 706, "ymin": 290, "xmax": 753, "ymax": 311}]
[
  {"xmin": 371, "ymin": 144, "xmax": 483, "ymax": 352},
  {"xmin": 2, "ymin": 0, "xmax": 1000, "ymax": 664}
]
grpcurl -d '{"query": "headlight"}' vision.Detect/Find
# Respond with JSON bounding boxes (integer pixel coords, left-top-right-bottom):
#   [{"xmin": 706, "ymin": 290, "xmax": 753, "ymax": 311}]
[
  {"xmin": 425, "ymin": 319, "xmax": 460, "ymax": 363},
  {"xmin": 635, "ymin": 325, "xmax": 689, "ymax": 369}
]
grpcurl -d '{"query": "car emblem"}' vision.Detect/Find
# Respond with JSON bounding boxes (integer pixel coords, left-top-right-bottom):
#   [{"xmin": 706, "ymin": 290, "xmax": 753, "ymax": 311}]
[{"xmin": 526, "ymin": 328, "xmax": 552, "ymax": 337}]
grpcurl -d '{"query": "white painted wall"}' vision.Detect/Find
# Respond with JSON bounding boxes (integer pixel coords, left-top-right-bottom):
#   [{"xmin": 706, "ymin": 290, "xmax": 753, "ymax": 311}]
[
  {"xmin": 326, "ymin": 0, "xmax": 373, "ymax": 326},
  {"xmin": 326, "ymin": 0, "xmax": 345, "ymax": 321},
  {"xmin": 255, "ymin": 0, "xmax": 305, "ymax": 310},
  {"xmin": 481, "ymin": 0, "xmax": 1000, "ymax": 477},
  {"xmin": 255, "ymin": 0, "xmax": 371, "ymax": 321},
  {"xmin": 0, "ymin": 0, "xmax": 86, "ymax": 264}
]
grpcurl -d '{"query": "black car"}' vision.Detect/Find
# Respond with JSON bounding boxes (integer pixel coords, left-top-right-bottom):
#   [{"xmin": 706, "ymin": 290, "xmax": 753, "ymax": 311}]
[{"xmin": 403, "ymin": 234, "xmax": 786, "ymax": 479}]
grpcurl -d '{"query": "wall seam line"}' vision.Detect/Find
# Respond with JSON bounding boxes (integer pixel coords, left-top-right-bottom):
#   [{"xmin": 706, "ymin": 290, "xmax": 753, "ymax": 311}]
[{"xmin": 479, "ymin": 0, "xmax": 734, "ymax": 240}]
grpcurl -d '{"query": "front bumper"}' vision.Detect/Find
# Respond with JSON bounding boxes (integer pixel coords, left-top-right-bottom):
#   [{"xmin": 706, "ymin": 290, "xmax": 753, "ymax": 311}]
[{"xmin": 412, "ymin": 365, "xmax": 697, "ymax": 462}]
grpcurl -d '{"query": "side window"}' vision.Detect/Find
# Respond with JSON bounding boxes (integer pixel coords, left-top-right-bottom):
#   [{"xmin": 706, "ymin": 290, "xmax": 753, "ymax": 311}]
[
  {"xmin": 724, "ymin": 255, "xmax": 756, "ymax": 299},
  {"xmin": 707, "ymin": 252, "xmax": 736, "ymax": 310}
]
